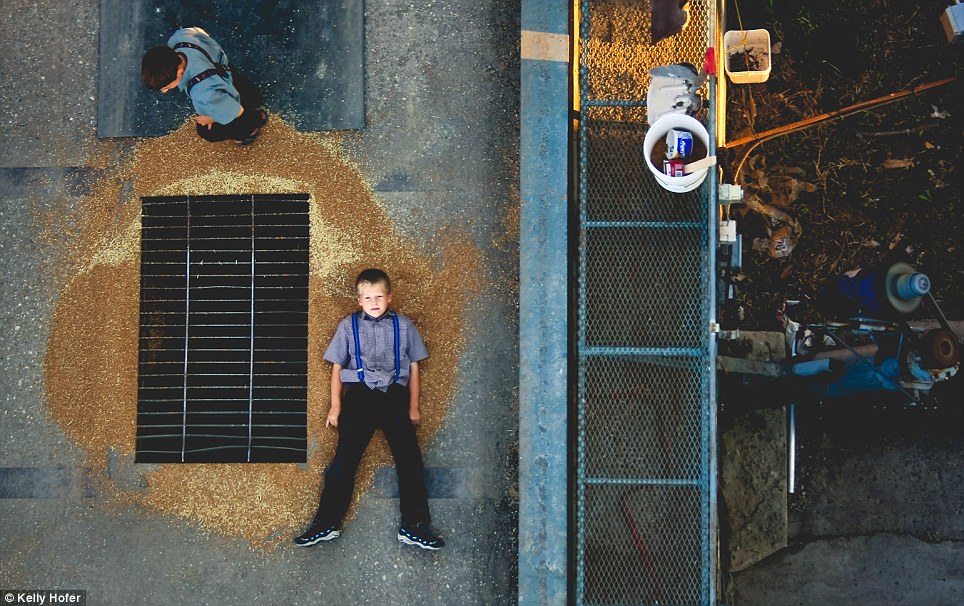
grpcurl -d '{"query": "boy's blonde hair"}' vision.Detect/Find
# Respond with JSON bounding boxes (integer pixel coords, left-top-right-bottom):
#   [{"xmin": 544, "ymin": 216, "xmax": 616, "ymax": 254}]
[{"xmin": 356, "ymin": 268, "xmax": 392, "ymax": 294}]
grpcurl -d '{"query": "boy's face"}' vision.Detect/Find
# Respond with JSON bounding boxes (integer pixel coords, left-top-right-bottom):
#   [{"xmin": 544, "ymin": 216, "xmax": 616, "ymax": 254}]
[{"xmin": 357, "ymin": 282, "xmax": 392, "ymax": 319}]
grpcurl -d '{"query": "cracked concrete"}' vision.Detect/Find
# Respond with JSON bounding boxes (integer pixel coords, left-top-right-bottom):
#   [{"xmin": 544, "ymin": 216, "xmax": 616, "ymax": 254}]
[
  {"xmin": 723, "ymin": 363, "xmax": 964, "ymax": 605},
  {"xmin": 732, "ymin": 533, "xmax": 964, "ymax": 606}
]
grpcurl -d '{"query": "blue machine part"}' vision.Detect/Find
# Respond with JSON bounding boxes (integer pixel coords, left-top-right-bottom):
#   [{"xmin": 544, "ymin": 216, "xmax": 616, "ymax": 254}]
[{"xmin": 821, "ymin": 262, "xmax": 930, "ymax": 320}]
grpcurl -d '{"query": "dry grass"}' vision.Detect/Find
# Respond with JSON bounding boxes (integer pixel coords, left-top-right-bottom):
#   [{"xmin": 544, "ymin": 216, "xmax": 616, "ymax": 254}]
[{"xmin": 723, "ymin": 0, "xmax": 962, "ymax": 328}]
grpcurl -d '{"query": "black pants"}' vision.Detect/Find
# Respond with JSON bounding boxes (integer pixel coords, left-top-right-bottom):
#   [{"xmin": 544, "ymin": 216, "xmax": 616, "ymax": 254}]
[
  {"xmin": 314, "ymin": 383, "xmax": 431, "ymax": 527},
  {"xmin": 196, "ymin": 70, "xmax": 265, "ymax": 142}
]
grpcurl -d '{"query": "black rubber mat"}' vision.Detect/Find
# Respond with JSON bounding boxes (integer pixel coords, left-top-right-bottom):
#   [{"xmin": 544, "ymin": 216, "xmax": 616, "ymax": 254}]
[
  {"xmin": 137, "ymin": 194, "xmax": 309, "ymax": 463},
  {"xmin": 98, "ymin": 0, "xmax": 363, "ymax": 137}
]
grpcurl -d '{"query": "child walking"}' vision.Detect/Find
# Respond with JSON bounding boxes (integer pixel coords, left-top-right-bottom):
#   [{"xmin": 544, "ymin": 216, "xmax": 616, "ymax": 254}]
[{"xmin": 294, "ymin": 269, "xmax": 444, "ymax": 550}]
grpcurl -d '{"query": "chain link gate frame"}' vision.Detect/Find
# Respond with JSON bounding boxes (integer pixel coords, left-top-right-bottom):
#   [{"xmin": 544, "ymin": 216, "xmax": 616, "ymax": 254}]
[{"xmin": 575, "ymin": 0, "xmax": 719, "ymax": 604}]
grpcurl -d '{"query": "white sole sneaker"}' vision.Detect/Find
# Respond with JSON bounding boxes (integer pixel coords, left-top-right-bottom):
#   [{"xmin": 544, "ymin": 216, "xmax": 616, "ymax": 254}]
[
  {"xmin": 294, "ymin": 528, "xmax": 341, "ymax": 546},
  {"xmin": 397, "ymin": 531, "xmax": 443, "ymax": 550}
]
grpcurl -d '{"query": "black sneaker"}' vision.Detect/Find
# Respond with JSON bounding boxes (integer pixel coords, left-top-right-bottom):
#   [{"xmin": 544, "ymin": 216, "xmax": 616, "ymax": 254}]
[
  {"xmin": 293, "ymin": 521, "xmax": 340, "ymax": 546},
  {"xmin": 397, "ymin": 523, "xmax": 445, "ymax": 551},
  {"xmin": 238, "ymin": 110, "xmax": 269, "ymax": 145}
]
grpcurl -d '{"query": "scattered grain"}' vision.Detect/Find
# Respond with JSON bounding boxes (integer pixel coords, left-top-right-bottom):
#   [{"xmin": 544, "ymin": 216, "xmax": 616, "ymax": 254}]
[{"xmin": 44, "ymin": 117, "xmax": 483, "ymax": 549}]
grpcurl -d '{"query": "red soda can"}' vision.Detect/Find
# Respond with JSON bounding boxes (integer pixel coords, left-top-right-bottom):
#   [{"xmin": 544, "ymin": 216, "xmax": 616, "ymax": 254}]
[{"xmin": 663, "ymin": 159, "xmax": 685, "ymax": 177}]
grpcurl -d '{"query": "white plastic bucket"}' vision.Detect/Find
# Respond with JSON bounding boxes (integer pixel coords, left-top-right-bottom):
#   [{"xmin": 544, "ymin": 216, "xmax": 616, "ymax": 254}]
[
  {"xmin": 724, "ymin": 29, "xmax": 772, "ymax": 84},
  {"xmin": 642, "ymin": 114, "xmax": 710, "ymax": 193}
]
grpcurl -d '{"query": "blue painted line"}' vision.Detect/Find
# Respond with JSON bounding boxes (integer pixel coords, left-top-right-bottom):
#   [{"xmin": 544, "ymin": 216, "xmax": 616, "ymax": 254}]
[
  {"xmin": 582, "ymin": 99, "xmax": 648, "ymax": 107},
  {"xmin": 582, "ymin": 346, "xmax": 703, "ymax": 358},
  {"xmin": 582, "ymin": 477, "xmax": 703, "ymax": 487},
  {"xmin": 0, "ymin": 167, "xmax": 102, "ymax": 198},
  {"xmin": 585, "ymin": 220, "xmax": 703, "ymax": 230},
  {"xmin": 0, "ymin": 467, "xmax": 94, "ymax": 498},
  {"xmin": 373, "ymin": 467, "xmax": 464, "ymax": 499}
]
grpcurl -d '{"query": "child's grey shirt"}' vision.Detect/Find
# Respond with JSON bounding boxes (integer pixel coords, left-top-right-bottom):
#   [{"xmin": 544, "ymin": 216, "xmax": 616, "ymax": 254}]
[{"xmin": 323, "ymin": 310, "xmax": 429, "ymax": 391}]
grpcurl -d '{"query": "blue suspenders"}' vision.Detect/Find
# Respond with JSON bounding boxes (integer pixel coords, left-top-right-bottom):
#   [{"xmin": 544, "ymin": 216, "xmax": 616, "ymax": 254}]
[{"xmin": 350, "ymin": 311, "xmax": 400, "ymax": 384}]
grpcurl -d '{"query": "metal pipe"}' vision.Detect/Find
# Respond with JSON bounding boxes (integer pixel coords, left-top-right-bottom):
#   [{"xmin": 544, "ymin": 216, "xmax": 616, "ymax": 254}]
[
  {"xmin": 926, "ymin": 292, "xmax": 957, "ymax": 337},
  {"xmin": 181, "ymin": 196, "xmax": 193, "ymax": 463},
  {"xmin": 788, "ymin": 403, "xmax": 796, "ymax": 494}
]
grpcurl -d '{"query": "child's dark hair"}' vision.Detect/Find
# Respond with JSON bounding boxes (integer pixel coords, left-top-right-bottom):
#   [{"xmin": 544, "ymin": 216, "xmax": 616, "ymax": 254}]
[
  {"xmin": 356, "ymin": 268, "xmax": 392, "ymax": 294},
  {"xmin": 141, "ymin": 46, "xmax": 181, "ymax": 90}
]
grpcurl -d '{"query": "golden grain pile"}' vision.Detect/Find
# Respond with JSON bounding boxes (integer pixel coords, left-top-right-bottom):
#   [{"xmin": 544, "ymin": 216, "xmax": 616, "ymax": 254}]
[
  {"xmin": 581, "ymin": 0, "xmax": 708, "ymax": 121},
  {"xmin": 584, "ymin": 0, "xmax": 669, "ymax": 106},
  {"xmin": 43, "ymin": 117, "xmax": 483, "ymax": 548}
]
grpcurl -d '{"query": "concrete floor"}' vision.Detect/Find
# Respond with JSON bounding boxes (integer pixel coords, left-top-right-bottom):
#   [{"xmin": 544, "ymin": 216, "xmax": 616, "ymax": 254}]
[
  {"xmin": 726, "ymin": 403, "xmax": 964, "ymax": 606},
  {"xmin": 721, "ymin": 333, "xmax": 964, "ymax": 606},
  {"xmin": 0, "ymin": 1, "xmax": 521, "ymax": 604}
]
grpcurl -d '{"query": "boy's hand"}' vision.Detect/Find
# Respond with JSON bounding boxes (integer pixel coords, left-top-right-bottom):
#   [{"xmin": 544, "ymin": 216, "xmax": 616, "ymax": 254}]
[
  {"xmin": 409, "ymin": 407, "xmax": 420, "ymax": 427},
  {"xmin": 326, "ymin": 408, "xmax": 340, "ymax": 429},
  {"xmin": 195, "ymin": 115, "xmax": 215, "ymax": 129}
]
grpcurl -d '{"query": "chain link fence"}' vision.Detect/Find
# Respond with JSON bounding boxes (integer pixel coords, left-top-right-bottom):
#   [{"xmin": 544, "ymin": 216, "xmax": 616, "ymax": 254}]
[{"xmin": 576, "ymin": 1, "xmax": 718, "ymax": 604}]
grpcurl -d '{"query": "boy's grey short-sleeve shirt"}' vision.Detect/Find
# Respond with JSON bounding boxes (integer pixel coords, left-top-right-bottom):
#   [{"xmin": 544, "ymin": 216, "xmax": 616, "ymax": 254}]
[
  {"xmin": 167, "ymin": 27, "xmax": 242, "ymax": 125},
  {"xmin": 324, "ymin": 310, "xmax": 429, "ymax": 391}
]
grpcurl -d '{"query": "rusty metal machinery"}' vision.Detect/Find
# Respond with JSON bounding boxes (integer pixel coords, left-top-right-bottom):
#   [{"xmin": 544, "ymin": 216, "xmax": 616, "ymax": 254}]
[{"xmin": 786, "ymin": 261, "xmax": 960, "ymax": 403}]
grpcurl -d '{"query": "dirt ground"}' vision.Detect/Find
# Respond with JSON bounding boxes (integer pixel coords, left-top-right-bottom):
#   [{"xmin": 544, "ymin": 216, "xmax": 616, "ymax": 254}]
[
  {"xmin": 721, "ymin": 0, "xmax": 963, "ymax": 331},
  {"xmin": 718, "ymin": 4, "xmax": 964, "ymax": 604}
]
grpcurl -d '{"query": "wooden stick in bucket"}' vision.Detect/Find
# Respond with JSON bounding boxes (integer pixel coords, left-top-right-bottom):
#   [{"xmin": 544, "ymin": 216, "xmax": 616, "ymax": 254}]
[{"xmin": 684, "ymin": 155, "xmax": 717, "ymax": 174}]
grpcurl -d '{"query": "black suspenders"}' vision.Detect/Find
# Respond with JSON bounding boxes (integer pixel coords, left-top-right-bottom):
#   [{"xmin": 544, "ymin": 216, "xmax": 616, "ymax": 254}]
[{"xmin": 172, "ymin": 42, "xmax": 231, "ymax": 94}]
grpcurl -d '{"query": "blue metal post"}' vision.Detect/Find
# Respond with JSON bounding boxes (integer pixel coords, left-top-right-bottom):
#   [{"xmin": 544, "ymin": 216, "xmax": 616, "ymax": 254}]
[
  {"xmin": 704, "ymin": 77, "xmax": 720, "ymax": 605},
  {"xmin": 519, "ymin": 0, "xmax": 570, "ymax": 603}
]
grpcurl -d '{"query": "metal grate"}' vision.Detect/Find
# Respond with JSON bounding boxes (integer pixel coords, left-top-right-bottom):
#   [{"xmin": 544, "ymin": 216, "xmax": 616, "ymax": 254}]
[
  {"xmin": 576, "ymin": 0, "xmax": 718, "ymax": 604},
  {"xmin": 581, "ymin": 0, "xmax": 712, "ymax": 105},
  {"xmin": 136, "ymin": 194, "xmax": 309, "ymax": 463}
]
